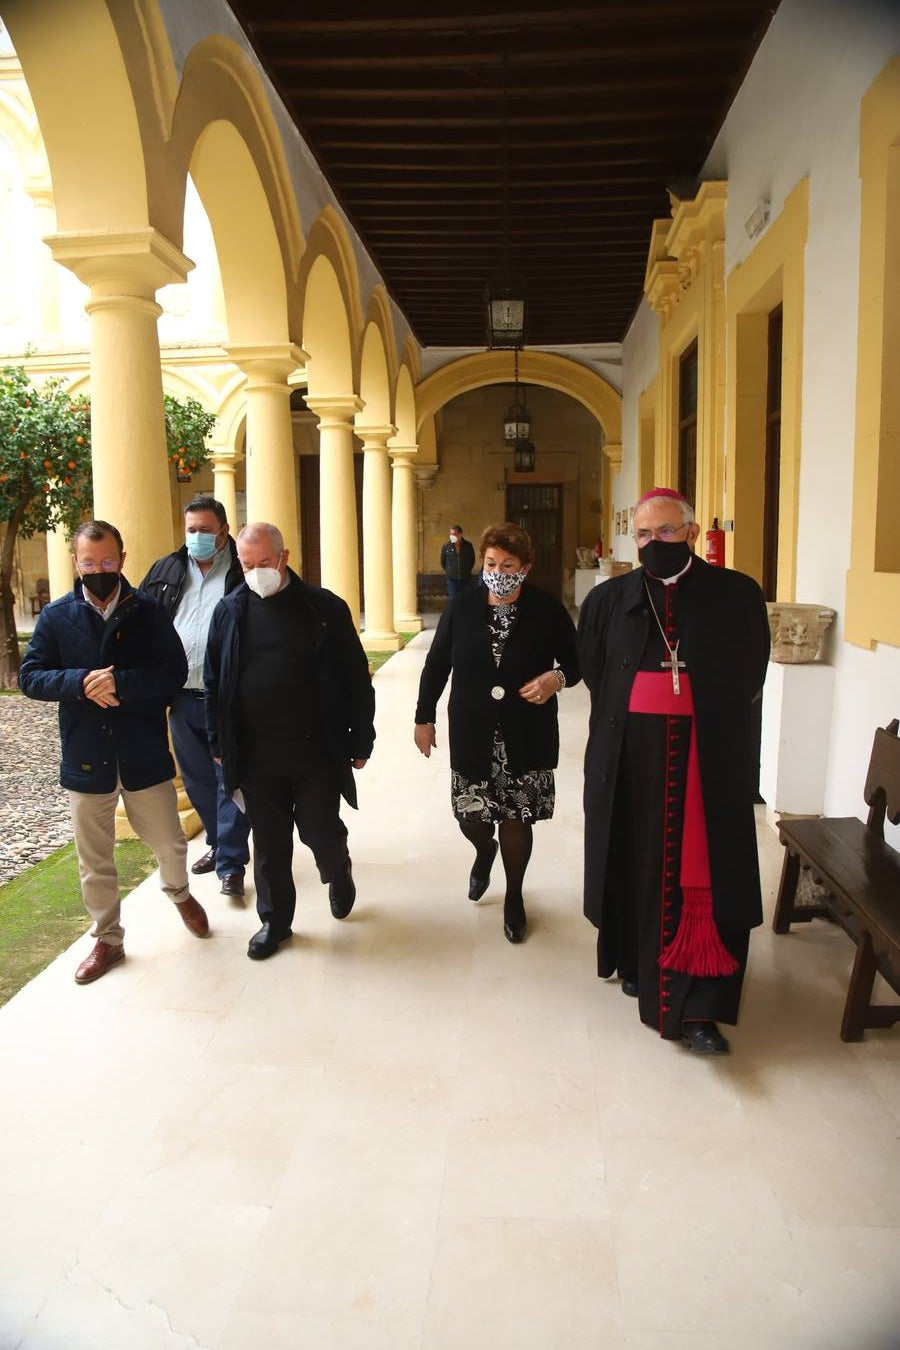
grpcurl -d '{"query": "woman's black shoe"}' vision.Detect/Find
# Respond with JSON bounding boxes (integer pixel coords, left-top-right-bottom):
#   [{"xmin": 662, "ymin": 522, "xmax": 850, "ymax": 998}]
[
  {"xmin": 503, "ymin": 902, "xmax": 527, "ymax": 944},
  {"xmin": 467, "ymin": 839, "xmax": 498, "ymax": 901}
]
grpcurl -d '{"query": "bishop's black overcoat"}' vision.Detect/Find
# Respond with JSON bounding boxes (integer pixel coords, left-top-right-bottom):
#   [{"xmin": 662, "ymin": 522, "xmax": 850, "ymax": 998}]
[{"xmin": 577, "ymin": 557, "xmax": 770, "ymax": 939}]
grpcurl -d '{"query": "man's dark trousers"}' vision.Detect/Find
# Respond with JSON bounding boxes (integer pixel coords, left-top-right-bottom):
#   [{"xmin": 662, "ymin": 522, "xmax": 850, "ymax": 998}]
[
  {"xmin": 168, "ymin": 690, "xmax": 250, "ymax": 879},
  {"xmin": 240, "ymin": 742, "xmax": 350, "ymax": 931},
  {"xmin": 447, "ymin": 577, "xmax": 471, "ymax": 598}
]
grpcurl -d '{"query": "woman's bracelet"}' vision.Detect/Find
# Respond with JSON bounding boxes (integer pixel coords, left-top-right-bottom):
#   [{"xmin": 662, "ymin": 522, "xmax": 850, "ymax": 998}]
[{"xmin": 554, "ymin": 668, "xmax": 566, "ymax": 691}]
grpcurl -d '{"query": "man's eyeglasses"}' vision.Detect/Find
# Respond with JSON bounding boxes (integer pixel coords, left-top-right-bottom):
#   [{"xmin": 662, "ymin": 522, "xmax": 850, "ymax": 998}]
[
  {"xmin": 77, "ymin": 559, "xmax": 120, "ymax": 573},
  {"xmin": 633, "ymin": 525, "xmax": 689, "ymax": 545}
]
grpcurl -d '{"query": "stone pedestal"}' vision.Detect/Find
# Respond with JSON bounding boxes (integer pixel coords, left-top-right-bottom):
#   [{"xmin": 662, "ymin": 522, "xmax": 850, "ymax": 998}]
[
  {"xmin": 575, "ymin": 561, "xmax": 633, "ymax": 605},
  {"xmin": 760, "ymin": 661, "xmax": 836, "ymax": 820}
]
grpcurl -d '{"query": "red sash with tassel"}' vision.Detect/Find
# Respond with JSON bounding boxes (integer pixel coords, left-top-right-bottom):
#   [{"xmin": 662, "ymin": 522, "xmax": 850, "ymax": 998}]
[{"xmin": 628, "ymin": 671, "xmax": 739, "ymax": 978}]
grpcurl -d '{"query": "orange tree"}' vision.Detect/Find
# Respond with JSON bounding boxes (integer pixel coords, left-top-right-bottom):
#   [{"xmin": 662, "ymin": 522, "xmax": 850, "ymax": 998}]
[
  {"xmin": 0, "ymin": 367, "xmax": 216, "ymax": 686},
  {"xmin": 164, "ymin": 393, "xmax": 216, "ymax": 481},
  {"xmin": 0, "ymin": 365, "xmax": 91, "ymax": 687}
]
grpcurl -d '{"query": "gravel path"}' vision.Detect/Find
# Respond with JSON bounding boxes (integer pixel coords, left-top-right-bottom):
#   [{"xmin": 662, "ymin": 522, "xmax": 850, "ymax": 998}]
[{"xmin": 0, "ymin": 695, "xmax": 72, "ymax": 885}]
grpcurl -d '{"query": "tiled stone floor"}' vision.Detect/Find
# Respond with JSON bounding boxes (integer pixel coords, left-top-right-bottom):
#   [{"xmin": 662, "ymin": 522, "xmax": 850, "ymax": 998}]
[{"xmin": 1, "ymin": 631, "xmax": 898, "ymax": 1349}]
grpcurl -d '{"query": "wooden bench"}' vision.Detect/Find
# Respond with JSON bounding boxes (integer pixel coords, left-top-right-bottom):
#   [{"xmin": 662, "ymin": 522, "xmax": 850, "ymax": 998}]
[{"xmin": 772, "ymin": 719, "xmax": 900, "ymax": 1041}]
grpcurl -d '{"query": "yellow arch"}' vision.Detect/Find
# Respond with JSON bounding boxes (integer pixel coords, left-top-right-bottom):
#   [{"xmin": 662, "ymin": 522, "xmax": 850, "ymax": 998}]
[
  {"xmin": 298, "ymin": 207, "xmax": 365, "ymax": 371},
  {"xmin": 393, "ymin": 365, "xmax": 418, "ymax": 448},
  {"xmin": 302, "ymin": 251, "xmax": 355, "ymax": 398},
  {"xmin": 4, "ymin": 0, "xmax": 150, "ymax": 233},
  {"xmin": 416, "ymin": 350, "xmax": 622, "ymax": 443},
  {"xmin": 358, "ymin": 322, "xmax": 392, "ymax": 429}
]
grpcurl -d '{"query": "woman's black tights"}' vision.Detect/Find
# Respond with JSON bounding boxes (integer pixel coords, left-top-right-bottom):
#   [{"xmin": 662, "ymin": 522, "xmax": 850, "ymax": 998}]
[{"xmin": 459, "ymin": 818, "xmax": 533, "ymax": 921}]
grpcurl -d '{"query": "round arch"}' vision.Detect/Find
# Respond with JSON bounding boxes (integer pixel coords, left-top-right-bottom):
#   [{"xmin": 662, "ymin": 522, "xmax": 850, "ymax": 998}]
[
  {"xmin": 393, "ymin": 365, "xmax": 418, "ymax": 448},
  {"xmin": 415, "ymin": 350, "xmax": 622, "ymax": 443},
  {"xmin": 170, "ymin": 34, "xmax": 303, "ymax": 297},
  {"xmin": 302, "ymin": 252, "xmax": 355, "ymax": 398},
  {"xmin": 298, "ymin": 207, "xmax": 365, "ymax": 387},
  {"xmin": 3, "ymin": 0, "xmax": 150, "ymax": 233},
  {"xmin": 358, "ymin": 321, "xmax": 392, "ymax": 429}
]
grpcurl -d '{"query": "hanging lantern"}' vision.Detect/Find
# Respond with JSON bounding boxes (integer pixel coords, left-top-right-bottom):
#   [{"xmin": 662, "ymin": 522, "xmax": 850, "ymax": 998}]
[
  {"xmin": 503, "ymin": 348, "xmax": 531, "ymax": 442},
  {"xmin": 514, "ymin": 440, "xmax": 536, "ymax": 473},
  {"xmin": 484, "ymin": 283, "xmax": 526, "ymax": 349}
]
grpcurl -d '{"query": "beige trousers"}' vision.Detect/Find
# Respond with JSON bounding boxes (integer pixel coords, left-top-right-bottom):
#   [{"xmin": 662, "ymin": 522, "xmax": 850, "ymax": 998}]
[{"xmin": 68, "ymin": 779, "xmax": 189, "ymax": 945}]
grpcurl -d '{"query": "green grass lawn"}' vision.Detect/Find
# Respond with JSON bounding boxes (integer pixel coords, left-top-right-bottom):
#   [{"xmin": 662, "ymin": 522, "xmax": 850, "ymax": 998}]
[
  {"xmin": 365, "ymin": 632, "xmax": 417, "ymax": 673},
  {"xmin": 0, "ymin": 840, "xmax": 156, "ymax": 1006}
]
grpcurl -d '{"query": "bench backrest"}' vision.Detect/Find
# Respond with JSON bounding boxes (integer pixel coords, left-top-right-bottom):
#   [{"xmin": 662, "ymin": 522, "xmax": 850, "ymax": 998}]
[{"xmin": 864, "ymin": 719, "xmax": 900, "ymax": 837}]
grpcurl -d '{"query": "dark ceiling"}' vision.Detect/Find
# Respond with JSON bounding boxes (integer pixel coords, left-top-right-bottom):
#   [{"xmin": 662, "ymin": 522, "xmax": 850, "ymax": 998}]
[{"xmin": 229, "ymin": 1, "xmax": 779, "ymax": 349}]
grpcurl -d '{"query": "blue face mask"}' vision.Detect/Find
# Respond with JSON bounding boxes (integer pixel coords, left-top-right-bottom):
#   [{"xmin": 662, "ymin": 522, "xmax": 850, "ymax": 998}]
[{"xmin": 185, "ymin": 531, "xmax": 218, "ymax": 562}]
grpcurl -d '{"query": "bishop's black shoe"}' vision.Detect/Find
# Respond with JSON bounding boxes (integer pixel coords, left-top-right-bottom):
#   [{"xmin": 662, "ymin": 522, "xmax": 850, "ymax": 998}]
[
  {"xmin": 620, "ymin": 977, "xmax": 639, "ymax": 998},
  {"xmin": 247, "ymin": 922, "xmax": 291, "ymax": 960},
  {"xmin": 468, "ymin": 839, "xmax": 498, "ymax": 901},
  {"xmin": 681, "ymin": 1021, "xmax": 730, "ymax": 1055},
  {"xmin": 329, "ymin": 860, "xmax": 356, "ymax": 919}
]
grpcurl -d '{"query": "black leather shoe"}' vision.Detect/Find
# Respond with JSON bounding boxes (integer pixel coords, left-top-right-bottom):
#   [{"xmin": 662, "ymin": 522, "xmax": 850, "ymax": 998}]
[
  {"xmin": 468, "ymin": 839, "xmax": 498, "ymax": 901},
  {"xmin": 329, "ymin": 861, "xmax": 356, "ymax": 919},
  {"xmin": 503, "ymin": 904, "xmax": 527, "ymax": 944},
  {"xmin": 247, "ymin": 922, "xmax": 290, "ymax": 960},
  {"xmin": 220, "ymin": 873, "xmax": 245, "ymax": 899},
  {"xmin": 621, "ymin": 977, "xmax": 639, "ymax": 998},
  {"xmin": 681, "ymin": 1021, "xmax": 730, "ymax": 1055},
  {"xmin": 191, "ymin": 847, "xmax": 217, "ymax": 875}
]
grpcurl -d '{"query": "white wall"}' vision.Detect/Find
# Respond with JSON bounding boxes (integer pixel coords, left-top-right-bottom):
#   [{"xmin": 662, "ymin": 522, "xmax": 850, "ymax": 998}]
[
  {"xmin": 614, "ymin": 299, "xmax": 658, "ymax": 563},
  {"xmin": 618, "ymin": 0, "xmax": 900, "ymax": 835}
]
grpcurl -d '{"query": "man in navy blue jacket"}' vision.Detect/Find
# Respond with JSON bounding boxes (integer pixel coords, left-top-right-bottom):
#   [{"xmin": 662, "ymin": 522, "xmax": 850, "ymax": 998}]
[{"xmin": 19, "ymin": 520, "xmax": 210, "ymax": 984}]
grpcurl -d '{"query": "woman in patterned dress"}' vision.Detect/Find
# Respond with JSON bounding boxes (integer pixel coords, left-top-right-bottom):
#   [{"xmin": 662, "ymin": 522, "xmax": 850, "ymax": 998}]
[{"xmin": 414, "ymin": 523, "xmax": 580, "ymax": 943}]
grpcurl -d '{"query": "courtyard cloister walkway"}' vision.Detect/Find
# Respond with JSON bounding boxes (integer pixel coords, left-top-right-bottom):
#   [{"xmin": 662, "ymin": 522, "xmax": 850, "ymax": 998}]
[{"xmin": 1, "ymin": 628, "xmax": 898, "ymax": 1349}]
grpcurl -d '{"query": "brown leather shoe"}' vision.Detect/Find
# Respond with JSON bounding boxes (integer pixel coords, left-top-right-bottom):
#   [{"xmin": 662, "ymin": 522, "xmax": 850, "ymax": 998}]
[
  {"xmin": 191, "ymin": 847, "xmax": 217, "ymax": 875},
  {"xmin": 75, "ymin": 939, "xmax": 125, "ymax": 985},
  {"xmin": 175, "ymin": 894, "xmax": 210, "ymax": 937},
  {"xmin": 220, "ymin": 873, "xmax": 245, "ymax": 900}
]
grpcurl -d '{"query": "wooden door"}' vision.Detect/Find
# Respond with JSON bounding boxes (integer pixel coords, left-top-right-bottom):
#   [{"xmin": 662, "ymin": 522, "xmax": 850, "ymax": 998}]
[{"xmin": 505, "ymin": 483, "xmax": 563, "ymax": 600}]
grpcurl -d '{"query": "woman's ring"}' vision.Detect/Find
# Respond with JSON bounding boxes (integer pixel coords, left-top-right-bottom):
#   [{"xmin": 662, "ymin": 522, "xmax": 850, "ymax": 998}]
[{"xmin": 536, "ymin": 694, "xmax": 542, "ymax": 701}]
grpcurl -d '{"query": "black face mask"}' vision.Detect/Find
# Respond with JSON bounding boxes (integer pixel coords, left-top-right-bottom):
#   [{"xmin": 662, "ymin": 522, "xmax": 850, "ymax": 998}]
[
  {"xmin": 81, "ymin": 571, "xmax": 120, "ymax": 601},
  {"xmin": 640, "ymin": 539, "xmax": 692, "ymax": 580}
]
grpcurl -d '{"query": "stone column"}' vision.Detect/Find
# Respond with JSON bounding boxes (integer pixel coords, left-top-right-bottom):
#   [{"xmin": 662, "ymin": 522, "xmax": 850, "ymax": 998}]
[
  {"xmin": 46, "ymin": 524, "xmax": 73, "ymax": 601},
  {"xmin": 306, "ymin": 395, "xmax": 363, "ymax": 629},
  {"xmin": 210, "ymin": 449, "xmax": 240, "ymax": 530},
  {"xmin": 390, "ymin": 448, "xmax": 423, "ymax": 634},
  {"xmin": 227, "ymin": 344, "xmax": 305, "ymax": 563},
  {"xmin": 47, "ymin": 229, "xmax": 193, "ymax": 581},
  {"xmin": 24, "ymin": 185, "xmax": 60, "ymax": 338},
  {"xmin": 358, "ymin": 424, "xmax": 401, "ymax": 651}
]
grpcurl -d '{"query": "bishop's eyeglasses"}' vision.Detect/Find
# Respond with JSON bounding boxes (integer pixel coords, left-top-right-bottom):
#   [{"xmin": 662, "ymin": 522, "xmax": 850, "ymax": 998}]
[{"xmin": 632, "ymin": 524, "xmax": 690, "ymax": 546}]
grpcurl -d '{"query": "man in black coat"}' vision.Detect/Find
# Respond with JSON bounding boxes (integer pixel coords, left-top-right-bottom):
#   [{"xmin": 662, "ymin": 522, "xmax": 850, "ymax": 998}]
[
  {"xmin": 204, "ymin": 522, "xmax": 376, "ymax": 960},
  {"xmin": 577, "ymin": 488, "xmax": 770, "ymax": 1054},
  {"xmin": 142, "ymin": 495, "xmax": 250, "ymax": 899},
  {"xmin": 440, "ymin": 524, "xmax": 476, "ymax": 597},
  {"xmin": 19, "ymin": 520, "xmax": 209, "ymax": 984}
]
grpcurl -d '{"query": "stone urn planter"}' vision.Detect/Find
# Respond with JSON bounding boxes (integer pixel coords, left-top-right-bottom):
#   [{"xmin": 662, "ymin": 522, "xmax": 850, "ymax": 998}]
[{"xmin": 766, "ymin": 602, "xmax": 835, "ymax": 664}]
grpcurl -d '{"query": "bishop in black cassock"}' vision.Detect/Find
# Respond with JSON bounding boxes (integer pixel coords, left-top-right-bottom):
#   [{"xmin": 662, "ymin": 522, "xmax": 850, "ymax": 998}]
[{"xmin": 577, "ymin": 488, "xmax": 770, "ymax": 1053}]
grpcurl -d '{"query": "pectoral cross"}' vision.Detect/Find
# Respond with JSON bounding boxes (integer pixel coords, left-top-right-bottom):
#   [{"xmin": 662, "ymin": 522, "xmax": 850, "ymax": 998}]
[{"xmin": 661, "ymin": 643, "xmax": 686, "ymax": 695}]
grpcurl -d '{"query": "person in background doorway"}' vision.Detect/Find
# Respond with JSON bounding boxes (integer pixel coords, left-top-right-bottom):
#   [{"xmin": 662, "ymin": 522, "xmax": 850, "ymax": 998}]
[
  {"xmin": 415, "ymin": 521, "xmax": 580, "ymax": 944},
  {"xmin": 440, "ymin": 524, "xmax": 476, "ymax": 597},
  {"xmin": 142, "ymin": 495, "xmax": 250, "ymax": 901}
]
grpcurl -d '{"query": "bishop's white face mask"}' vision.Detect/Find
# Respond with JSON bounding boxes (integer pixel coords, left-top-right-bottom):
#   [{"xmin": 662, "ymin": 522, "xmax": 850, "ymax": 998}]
[{"xmin": 245, "ymin": 564, "xmax": 283, "ymax": 599}]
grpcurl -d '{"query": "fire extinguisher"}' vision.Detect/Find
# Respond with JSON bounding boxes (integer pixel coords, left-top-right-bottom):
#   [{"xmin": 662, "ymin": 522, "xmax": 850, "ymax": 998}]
[{"xmin": 706, "ymin": 517, "xmax": 725, "ymax": 567}]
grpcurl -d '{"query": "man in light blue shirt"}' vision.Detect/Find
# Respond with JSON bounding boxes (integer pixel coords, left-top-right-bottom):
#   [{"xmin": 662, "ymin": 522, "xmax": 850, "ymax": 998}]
[{"xmin": 142, "ymin": 496, "xmax": 250, "ymax": 899}]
